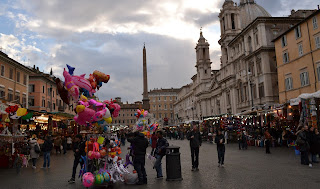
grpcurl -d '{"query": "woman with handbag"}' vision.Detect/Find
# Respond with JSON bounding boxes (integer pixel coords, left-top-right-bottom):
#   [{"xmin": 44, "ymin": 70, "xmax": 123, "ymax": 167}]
[{"xmin": 29, "ymin": 134, "xmax": 40, "ymax": 169}]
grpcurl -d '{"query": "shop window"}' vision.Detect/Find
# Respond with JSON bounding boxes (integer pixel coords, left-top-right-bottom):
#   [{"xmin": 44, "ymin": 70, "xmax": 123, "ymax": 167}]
[
  {"xmin": 298, "ymin": 43, "xmax": 303, "ymax": 57},
  {"xmin": 285, "ymin": 77, "xmax": 293, "ymax": 91},
  {"xmin": 281, "ymin": 35, "xmax": 287, "ymax": 47},
  {"xmin": 300, "ymin": 71, "xmax": 309, "ymax": 87},
  {"xmin": 313, "ymin": 17, "xmax": 318, "ymax": 30},
  {"xmin": 1, "ymin": 65, "xmax": 4, "ymax": 76},
  {"xmin": 295, "ymin": 25, "xmax": 302, "ymax": 39}
]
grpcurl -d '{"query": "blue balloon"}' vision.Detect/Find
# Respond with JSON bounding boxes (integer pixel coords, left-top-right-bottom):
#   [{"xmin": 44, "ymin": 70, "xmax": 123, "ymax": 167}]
[
  {"xmin": 66, "ymin": 64, "xmax": 75, "ymax": 75},
  {"xmin": 140, "ymin": 114, "xmax": 144, "ymax": 118}
]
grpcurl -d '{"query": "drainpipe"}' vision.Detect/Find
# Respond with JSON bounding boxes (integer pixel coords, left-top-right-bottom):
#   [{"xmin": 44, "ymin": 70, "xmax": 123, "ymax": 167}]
[{"xmin": 306, "ymin": 21, "xmax": 317, "ymax": 92}]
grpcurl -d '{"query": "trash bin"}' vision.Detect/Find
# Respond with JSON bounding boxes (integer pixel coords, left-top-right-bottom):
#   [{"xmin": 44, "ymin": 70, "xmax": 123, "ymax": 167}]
[{"xmin": 166, "ymin": 146, "xmax": 183, "ymax": 181}]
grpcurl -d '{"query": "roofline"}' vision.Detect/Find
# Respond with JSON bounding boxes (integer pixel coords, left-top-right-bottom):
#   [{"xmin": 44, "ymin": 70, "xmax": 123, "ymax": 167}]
[
  {"xmin": 272, "ymin": 9, "xmax": 320, "ymax": 42},
  {"xmin": 0, "ymin": 51, "xmax": 34, "ymax": 74},
  {"xmin": 228, "ymin": 16, "xmax": 305, "ymax": 46}
]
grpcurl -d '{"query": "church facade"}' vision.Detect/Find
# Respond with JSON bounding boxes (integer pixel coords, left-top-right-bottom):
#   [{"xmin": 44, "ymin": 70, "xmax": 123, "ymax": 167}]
[{"xmin": 174, "ymin": 0, "xmax": 313, "ymax": 122}]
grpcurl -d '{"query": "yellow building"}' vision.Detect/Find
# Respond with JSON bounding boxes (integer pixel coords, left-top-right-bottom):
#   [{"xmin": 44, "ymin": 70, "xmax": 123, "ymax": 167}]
[
  {"xmin": 274, "ymin": 10, "xmax": 320, "ymax": 104},
  {"xmin": 0, "ymin": 50, "xmax": 32, "ymax": 109}
]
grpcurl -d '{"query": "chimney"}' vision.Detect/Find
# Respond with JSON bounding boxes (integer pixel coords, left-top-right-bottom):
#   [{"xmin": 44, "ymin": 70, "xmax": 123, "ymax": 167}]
[
  {"xmin": 33, "ymin": 65, "xmax": 35, "ymax": 69},
  {"xmin": 37, "ymin": 67, "xmax": 39, "ymax": 71},
  {"xmin": 291, "ymin": 9, "xmax": 295, "ymax": 15}
]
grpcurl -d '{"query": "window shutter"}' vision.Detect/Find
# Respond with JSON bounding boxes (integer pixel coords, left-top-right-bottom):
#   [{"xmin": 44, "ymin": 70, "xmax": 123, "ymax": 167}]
[
  {"xmin": 300, "ymin": 73, "xmax": 304, "ymax": 86},
  {"xmin": 306, "ymin": 72, "xmax": 309, "ymax": 85}
]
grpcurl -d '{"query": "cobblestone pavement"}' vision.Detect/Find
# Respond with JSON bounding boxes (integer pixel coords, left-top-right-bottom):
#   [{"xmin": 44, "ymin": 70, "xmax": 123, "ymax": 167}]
[{"xmin": 1, "ymin": 139, "xmax": 319, "ymax": 189}]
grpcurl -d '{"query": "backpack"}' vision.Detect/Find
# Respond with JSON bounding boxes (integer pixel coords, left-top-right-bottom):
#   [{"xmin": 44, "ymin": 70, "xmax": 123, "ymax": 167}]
[{"xmin": 34, "ymin": 144, "xmax": 40, "ymax": 154}]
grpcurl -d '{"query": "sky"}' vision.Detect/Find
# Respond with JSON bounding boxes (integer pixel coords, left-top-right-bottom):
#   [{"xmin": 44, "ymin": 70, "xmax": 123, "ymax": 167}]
[{"xmin": 0, "ymin": 0, "xmax": 318, "ymax": 102}]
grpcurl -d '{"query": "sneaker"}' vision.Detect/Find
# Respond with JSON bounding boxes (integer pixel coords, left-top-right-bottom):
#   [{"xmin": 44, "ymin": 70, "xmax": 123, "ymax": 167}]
[
  {"xmin": 68, "ymin": 178, "xmax": 75, "ymax": 183},
  {"xmin": 221, "ymin": 164, "xmax": 225, "ymax": 168},
  {"xmin": 218, "ymin": 164, "xmax": 221, "ymax": 167},
  {"xmin": 191, "ymin": 167, "xmax": 195, "ymax": 171},
  {"xmin": 309, "ymin": 163, "xmax": 313, "ymax": 168},
  {"xmin": 32, "ymin": 166, "xmax": 36, "ymax": 169},
  {"xmin": 41, "ymin": 167, "xmax": 46, "ymax": 169}
]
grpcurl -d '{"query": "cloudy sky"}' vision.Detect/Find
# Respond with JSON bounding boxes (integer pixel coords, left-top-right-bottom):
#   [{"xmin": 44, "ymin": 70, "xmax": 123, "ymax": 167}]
[{"xmin": 0, "ymin": 0, "xmax": 317, "ymax": 102}]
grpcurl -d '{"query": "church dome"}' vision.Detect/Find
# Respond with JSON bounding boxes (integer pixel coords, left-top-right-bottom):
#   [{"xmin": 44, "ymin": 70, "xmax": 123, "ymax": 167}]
[{"xmin": 239, "ymin": 1, "xmax": 271, "ymax": 29}]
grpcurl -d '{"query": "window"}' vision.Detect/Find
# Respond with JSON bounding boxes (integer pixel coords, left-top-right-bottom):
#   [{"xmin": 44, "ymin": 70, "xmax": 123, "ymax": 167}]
[
  {"xmin": 159, "ymin": 105, "xmax": 161, "ymax": 109},
  {"xmin": 313, "ymin": 17, "xmax": 318, "ymax": 29},
  {"xmin": 283, "ymin": 51, "xmax": 289, "ymax": 63},
  {"xmin": 315, "ymin": 36, "xmax": 320, "ymax": 49},
  {"xmin": 53, "ymin": 90, "xmax": 54, "ymax": 97},
  {"xmin": 231, "ymin": 13, "xmax": 235, "ymax": 29},
  {"xmin": 317, "ymin": 65, "xmax": 320, "ymax": 81},
  {"xmin": 15, "ymin": 92, "xmax": 20, "ymax": 103},
  {"xmin": 23, "ymin": 74, "xmax": 27, "ymax": 85},
  {"xmin": 42, "ymin": 99, "xmax": 46, "ymax": 107},
  {"xmin": 300, "ymin": 71, "xmax": 309, "ymax": 87},
  {"xmin": 281, "ymin": 35, "xmax": 287, "ymax": 47},
  {"xmin": 170, "ymin": 97, "xmax": 172, "ymax": 101},
  {"xmin": 170, "ymin": 104, "xmax": 173, "ymax": 109},
  {"xmin": 255, "ymin": 33, "xmax": 259, "ymax": 46},
  {"xmin": 295, "ymin": 25, "xmax": 302, "ymax": 39},
  {"xmin": 43, "ymin": 86, "xmax": 45, "ymax": 93},
  {"xmin": 159, "ymin": 113, "xmax": 162, "ymax": 119},
  {"xmin": 251, "ymin": 84, "xmax": 257, "ymax": 99},
  {"xmin": 0, "ymin": 87, "xmax": 5, "ymax": 98},
  {"xmin": 48, "ymin": 88, "xmax": 50, "ymax": 94},
  {"xmin": 8, "ymin": 90, "xmax": 13, "ymax": 101},
  {"xmin": 158, "ymin": 97, "xmax": 160, "ymax": 101},
  {"xmin": 29, "ymin": 84, "xmax": 35, "ymax": 92},
  {"xmin": 259, "ymin": 83, "xmax": 265, "ymax": 98},
  {"xmin": 9, "ymin": 68, "xmax": 13, "ymax": 79},
  {"xmin": 248, "ymin": 36, "xmax": 252, "ymax": 53},
  {"xmin": 16, "ymin": 72, "xmax": 20, "ymax": 83},
  {"xmin": 164, "ymin": 105, "xmax": 167, "ymax": 110},
  {"xmin": 164, "ymin": 97, "xmax": 166, "ymax": 101},
  {"xmin": 227, "ymin": 93, "xmax": 231, "ymax": 105},
  {"xmin": 298, "ymin": 43, "xmax": 303, "ymax": 56},
  {"xmin": 28, "ymin": 98, "xmax": 34, "ymax": 106},
  {"xmin": 1, "ymin": 65, "xmax": 4, "ymax": 76},
  {"xmin": 285, "ymin": 77, "xmax": 293, "ymax": 91}
]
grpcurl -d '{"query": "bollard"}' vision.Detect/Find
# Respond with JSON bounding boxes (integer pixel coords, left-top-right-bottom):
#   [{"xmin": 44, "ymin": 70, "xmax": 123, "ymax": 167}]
[{"xmin": 166, "ymin": 146, "xmax": 183, "ymax": 181}]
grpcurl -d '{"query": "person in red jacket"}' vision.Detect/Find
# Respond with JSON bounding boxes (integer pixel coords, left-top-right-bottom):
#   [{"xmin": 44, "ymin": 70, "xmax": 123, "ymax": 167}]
[{"xmin": 151, "ymin": 133, "xmax": 158, "ymax": 156}]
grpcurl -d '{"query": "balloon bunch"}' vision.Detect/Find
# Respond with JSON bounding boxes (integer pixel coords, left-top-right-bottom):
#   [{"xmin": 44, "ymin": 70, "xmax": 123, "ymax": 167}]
[
  {"xmin": 134, "ymin": 109, "xmax": 148, "ymax": 131},
  {"xmin": 74, "ymin": 95, "xmax": 120, "ymax": 126},
  {"xmin": 56, "ymin": 65, "xmax": 110, "ymax": 104},
  {"xmin": 5, "ymin": 105, "xmax": 33, "ymax": 121},
  {"xmin": 148, "ymin": 123, "xmax": 159, "ymax": 132}
]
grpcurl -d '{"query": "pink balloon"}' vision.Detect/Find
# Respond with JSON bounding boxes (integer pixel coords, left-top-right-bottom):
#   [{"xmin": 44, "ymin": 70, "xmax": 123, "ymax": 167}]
[
  {"xmin": 63, "ymin": 68, "xmax": 79, "ymax": 101},
  {"xmin": 82, "ymin": 172, "xmax": 94, "ymax": 187},
  {"xmin": 72, "ymin": 74, "xmax": 96, "ymax": 96},
  {"xmin": 144, "ymin": 111, "xmax": 148, "ymax": 117}
]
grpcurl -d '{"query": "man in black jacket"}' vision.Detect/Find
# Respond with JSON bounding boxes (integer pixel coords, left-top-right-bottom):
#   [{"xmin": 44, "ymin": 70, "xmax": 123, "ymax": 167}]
[
  {"xmin": 41, "ymin": 135, "xmax": 53, "ymax": 168},
  {"xmin": 215, "ymin": 130, "xmax": 226, "ymax": 167},
  {"xmin": 127, "ymin": 132, "xmax": 149, "ymax": 185},
  {"xmin": 154, "ymin": 131, "xmax": 169, "ymax": 179},
  {"xmin": 68, "ymin": 135, "xmax": 86, "ymax": 183},
  {"xmin": 187, "ymin": 125, "xmax": 202, "ymax": 171}
]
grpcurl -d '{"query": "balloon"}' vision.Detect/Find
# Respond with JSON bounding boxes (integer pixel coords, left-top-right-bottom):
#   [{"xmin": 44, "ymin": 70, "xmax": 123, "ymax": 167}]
[
  {"xmin": 16, "ymin": 108, "xmax": 27, "ymax": 116},
  {"xmin": 93, "ymin": 109, "xmax": 107, "ymax": 122},
  {"xmin": 63, "ymin": 68, "xmax": 79, "ymax": 101},
  {"xmin": 22, "ymin": 112, "xmax": 33, "ymax": 121},
  {"xmin": 104, "ymin": 117, "xmax": 112, "ymax": 124},
  {"xmin": 82, "ymin": 172, "xmax": 94, "ymax": 187},
  {"xmin": 95, "ymin": 174, "xmax": 104, "ymax": 184},
  {"xmin": 74, "ymin": 105, "xmax": 95, "ymax": 125},
  {"xmin": 143, "ymin": 110, "xmax": 148, "ymax": 117},
  {"xmin": 88, "ymin": 74, "xmax": 97, "ymax": 89},
  {"xmin": 103, "ymin": 172, "xmax": 111, "ymax": 183},
  {"xmin": 72, "ymin": 74, "xmax": 95, "ymax": 96},
  {"xmin": 66, "ymin": 64, "xmax": 75, "ymax": 75},
  {"xmin": 93, "ymin": 70, "xmax": 110, "ymax": 83},
  {"xmin": 55, "ymin": 78, "xmax": 70, "ymax": 105}
]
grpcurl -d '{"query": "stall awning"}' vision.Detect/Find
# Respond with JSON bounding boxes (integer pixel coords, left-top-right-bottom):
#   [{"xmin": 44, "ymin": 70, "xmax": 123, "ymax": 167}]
[{"xmin": 290, "ymin": 90, "xmax": 320, "ymax": 105}]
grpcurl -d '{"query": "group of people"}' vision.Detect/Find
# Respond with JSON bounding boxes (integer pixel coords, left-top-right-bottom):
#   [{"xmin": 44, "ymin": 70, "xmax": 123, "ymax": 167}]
[{"xmin": 296, "ymin": 125, "xmax": 320, "ymax": 167}]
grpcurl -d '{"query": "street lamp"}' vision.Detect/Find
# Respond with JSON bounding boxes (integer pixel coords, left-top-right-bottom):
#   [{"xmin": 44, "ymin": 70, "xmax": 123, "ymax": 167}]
[{"xmin": 248, "ymin": 69, "xmax": 254, "ymax": 110}]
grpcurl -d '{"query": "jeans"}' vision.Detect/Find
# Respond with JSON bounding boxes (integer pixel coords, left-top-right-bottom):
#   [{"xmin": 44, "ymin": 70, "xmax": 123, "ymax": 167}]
[
  {"xmin": 63, "ymin": 144, "xmax": 67, "ymax": 154},
  {"xmin": 43, "ymin": 152, "xmax": 51, "ymax": 167},
  {"xmin": 191, "ymin": 147, "xmax": 199, "ymax": 168},
  {"xmin": 300, "ymin": 151, "xmax": 310, "ymax": 165},
  {"xmin": 133, "ymin": 156, "xmax": 147, "ymax": 182},
  {"xmin": 32, "ymin": 158, "xmax": 37, "ymax": 166},
  {"xmin": 151, "ymin": 148, "xmax": 155, "ymax": 156},
  {"xmin": 217, "ymin": 147, "xmax": 225, "ymax": 165},
  {"xmin": 154, "ymin": 155, "xmax": 163, "ymax": 177},
  {"xmin": 265, "ymin": 140, "xmax": 271, "ymax": 153},
  {"xmin": 311, "ymin": 153, "xmax": 318, "ymax": 162},
  {"xmin": 72, "ymin": 157, "xmax": 83, "ymax": 179}
]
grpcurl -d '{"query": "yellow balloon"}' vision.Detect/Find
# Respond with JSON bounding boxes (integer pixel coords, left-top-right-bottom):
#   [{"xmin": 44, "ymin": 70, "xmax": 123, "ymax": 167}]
[
  {"xmin": 16, "ymin": 108, "xmax": 28, "ymax": 116},
  {"xmin": 104, "ymin": 117, "xmax": 112, "ymax": 124}
]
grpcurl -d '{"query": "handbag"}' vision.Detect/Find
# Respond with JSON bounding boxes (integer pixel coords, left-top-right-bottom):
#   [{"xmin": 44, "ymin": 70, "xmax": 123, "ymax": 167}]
[{"xmin": 34, "ymin": 144, "xmax": 40, "ymax": 153}]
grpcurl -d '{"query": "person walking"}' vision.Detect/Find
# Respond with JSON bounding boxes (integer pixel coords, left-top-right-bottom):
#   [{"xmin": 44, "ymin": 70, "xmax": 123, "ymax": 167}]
[
  {"xmin": 224, "ymin": 130, "xmax": 229, "ymax": 144},
  {"xmin": 237, "ymin": 132, "xmax": 242, "ymax": 150},
  {"xmin": 150, "ymin": 132, "xmax": 158, "ymax": 156},
  {"xmin": 264, "ymin": 129, "xmax": 272, "ymax": 154},
  {"xmin": 29, "ymin": 134, "xmax": 40, "ymax": 169},
  {"xmin": 309, "ymin": 127, "xmax": 319, "ymax": 163},
  {"xmin": 54, "ymin": 136, "xmax": 62, "ymax": 154},
  {"xmin": 187, "ymin": 125, "xmax": 202, "ymax": 171},
  {"xmin": 68, "ymin": 135, "xmax": 86, "ymax": 183},
  {"xmin": 215, "ymin": 130, "xmax": 226, "ymax": 167},
  {"xmin": 67, "ymin": 136, "xmax": 72, "ymax": 150},
  {"xmin": 296, "ymin": 125, "xmax": 312, "ymax": 167},
  {"xmin": 41, "ymin": 136, "xmax": 53, "ymax": 168},
  {"xmin": 127, "ymin": 131, "xmax": 149, "ymax": 185},
  {"xmin": 61, "ymin": 136, "xmax": 67, "ymax": 154},
  {"xmin": 154, "ymin": 131, "xmax": 169, "ymax": 179}
]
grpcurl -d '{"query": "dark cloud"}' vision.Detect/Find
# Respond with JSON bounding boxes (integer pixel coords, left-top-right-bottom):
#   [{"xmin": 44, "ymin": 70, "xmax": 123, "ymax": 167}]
[{"xmin": 183, "ymin": 8, "xmax": 219, "ymax": 27}]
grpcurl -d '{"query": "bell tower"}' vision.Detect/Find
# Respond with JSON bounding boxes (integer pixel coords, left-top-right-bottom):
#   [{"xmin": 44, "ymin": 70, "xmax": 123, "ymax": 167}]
[{"xmin": 195, "ymin": 29, "xmax": 211, "ymax": 81}]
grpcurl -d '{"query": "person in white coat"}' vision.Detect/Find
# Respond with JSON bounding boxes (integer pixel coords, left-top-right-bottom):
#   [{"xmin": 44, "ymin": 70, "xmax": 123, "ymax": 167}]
[{"xmin": 29, "ymin": 134, "xmax": 40, "ymax": 169}]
